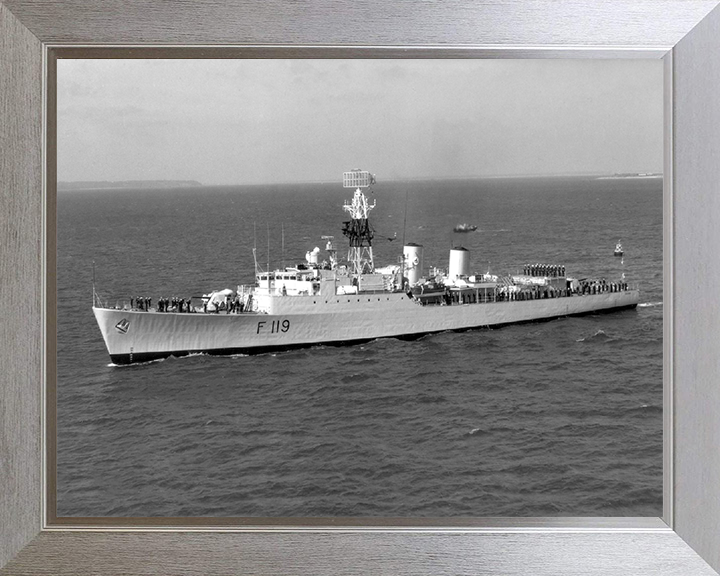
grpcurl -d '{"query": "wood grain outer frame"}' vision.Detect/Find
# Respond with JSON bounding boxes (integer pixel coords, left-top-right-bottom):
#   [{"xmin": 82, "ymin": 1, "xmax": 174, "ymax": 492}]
[
  {"xmin": 2, "ymin": 0, "xmax": 720, "ymax": 574},
  {"xmin": 1, "ymin": 0, "xmax": 718, "ymax": 46},
  {"xmin": 672, "ymin": 5, "xmax": 720, "ymax": 569},
  {"xmin": 0, "ymin": 1, "xmax": 43, "ymax": 569}
]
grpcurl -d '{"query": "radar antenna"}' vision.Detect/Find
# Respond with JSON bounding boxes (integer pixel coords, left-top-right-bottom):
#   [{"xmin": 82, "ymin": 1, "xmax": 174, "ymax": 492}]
[{"xmin": 341, "ymin": 170, "xmax": 376, "ymax": 274}]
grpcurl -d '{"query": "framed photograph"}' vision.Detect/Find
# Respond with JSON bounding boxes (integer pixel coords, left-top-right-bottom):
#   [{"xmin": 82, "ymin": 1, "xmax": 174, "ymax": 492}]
[
  {"xmin": 53, "ymin": 56, "xmax": 663, "ymax": 523},
  {"xmin": 2, "ymin": 2, "xmax": 720, "ymax": 575}
]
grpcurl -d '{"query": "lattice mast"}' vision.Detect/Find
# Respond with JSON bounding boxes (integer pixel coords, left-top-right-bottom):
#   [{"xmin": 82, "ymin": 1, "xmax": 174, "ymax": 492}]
[{"xmin": 341, "ymin": 170, "xmax": 376, "ymax": 275}]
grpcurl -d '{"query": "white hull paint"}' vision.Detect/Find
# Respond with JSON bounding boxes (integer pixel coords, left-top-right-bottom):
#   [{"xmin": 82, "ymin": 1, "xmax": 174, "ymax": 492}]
[{"xmin": 93, "ymin": 289, "xmax": 639, "ymax": 364}]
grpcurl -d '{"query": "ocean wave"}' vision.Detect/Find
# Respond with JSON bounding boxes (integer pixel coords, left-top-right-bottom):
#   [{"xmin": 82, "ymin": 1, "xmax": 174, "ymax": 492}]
[
  {"xmin": 416, "ymin": 393, "xmax": 447, "ymax": 404},
  {"xmin": 59, "ymin": 177, "xmax": 664, "ymax": 519},
  {"xmin": 625, "ymin": 404, "xmax": 663, "ymax": 415},
  {"xmin": 341, "ymin": 372, "xmax": 371, "ymax": 384},
  {"xmin": 638, "ymin": 301, "xmax": 662, "ymax": 308},
  {"xmin": 576, "ymin": 329, "xmax": 611, "ymax": 343},
  {"xmin": 107, "ymin": 357, "xmax": 167, "ymax": 368}
]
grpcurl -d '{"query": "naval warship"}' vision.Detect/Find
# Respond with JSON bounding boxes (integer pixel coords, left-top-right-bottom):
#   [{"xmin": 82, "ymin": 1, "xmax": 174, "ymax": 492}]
[{"xmin": 92, "ymin": 170, "xmax": 639, "ymax": 365}]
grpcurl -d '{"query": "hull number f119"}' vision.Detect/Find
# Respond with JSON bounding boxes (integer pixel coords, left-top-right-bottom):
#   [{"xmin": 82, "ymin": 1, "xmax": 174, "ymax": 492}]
[{"xmin": 257, "ymin": 319, "xmax": 290, "ymax": 334}]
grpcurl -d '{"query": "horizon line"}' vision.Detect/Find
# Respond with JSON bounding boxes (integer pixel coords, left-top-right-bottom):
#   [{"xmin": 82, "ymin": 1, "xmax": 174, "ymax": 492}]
[{"xmin": 57, "ymin": 171, "xmax": 664, "ymax": 190}]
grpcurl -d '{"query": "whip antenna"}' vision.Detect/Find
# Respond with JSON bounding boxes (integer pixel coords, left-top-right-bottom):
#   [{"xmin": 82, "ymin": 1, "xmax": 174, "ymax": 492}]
[
  {"xmin": 252, "ymin": 221, "xmax": 259, "ymax": 274},
  {"xmin": 401, "ymin": 188, "xmax": 409, "ymax": 247}
]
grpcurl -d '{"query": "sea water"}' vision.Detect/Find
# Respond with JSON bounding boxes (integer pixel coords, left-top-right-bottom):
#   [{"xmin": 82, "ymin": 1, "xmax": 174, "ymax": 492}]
[{"xmin": 57, "ymin": 175, "xmax": 662, "ymax": 517}]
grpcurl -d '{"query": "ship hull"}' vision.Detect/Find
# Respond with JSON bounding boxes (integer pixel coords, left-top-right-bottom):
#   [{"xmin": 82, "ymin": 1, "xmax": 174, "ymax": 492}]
[{"xmin": 93, "ymin": 289, "xmax": 639, "ymax": 365}]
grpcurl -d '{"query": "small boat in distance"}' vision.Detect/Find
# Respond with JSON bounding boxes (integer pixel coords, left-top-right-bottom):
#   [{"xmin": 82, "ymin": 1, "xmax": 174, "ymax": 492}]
[
  {"xmin": 614, "ymin": 241, "xmax": 624, "ymax": 257},
  {"xmin": 453, "ymin": 223, "xmax": 478, "ymax": 233}
]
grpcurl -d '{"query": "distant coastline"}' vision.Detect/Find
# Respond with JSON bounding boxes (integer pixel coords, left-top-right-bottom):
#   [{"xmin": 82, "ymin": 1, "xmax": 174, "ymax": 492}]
[
  {"xmin": 58, "ymin": 180, "xmax": 203, "ymax": 191},
  {"xmin": 57, "ymin": 173, "xmax": 663, "ymax": 190},
  {"xmin": 595, "ymin": 172, "xmax": 662, "ymax": 180}
]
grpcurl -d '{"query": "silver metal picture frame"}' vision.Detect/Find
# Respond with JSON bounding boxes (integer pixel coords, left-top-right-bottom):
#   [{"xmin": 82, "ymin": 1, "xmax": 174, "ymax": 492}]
[{"xmin": 2, "ymin": 1, "xmax": 720, "ymax": 574}]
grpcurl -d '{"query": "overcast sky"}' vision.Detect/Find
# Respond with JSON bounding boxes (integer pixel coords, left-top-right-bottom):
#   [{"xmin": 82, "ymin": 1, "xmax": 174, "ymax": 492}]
[{"xmin": 57, "ymin": 59, "xmax": 663, "ymax": 185}]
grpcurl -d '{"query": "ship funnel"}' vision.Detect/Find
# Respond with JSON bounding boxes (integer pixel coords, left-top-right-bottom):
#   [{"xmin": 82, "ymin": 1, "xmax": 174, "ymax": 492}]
[
  {"xmin": 403, "ymin": 243, "xmax": 424, "ymax": 286},
  {"xmin": 448, "ymin": 247, "xmax": 470, "ymax": 279}
]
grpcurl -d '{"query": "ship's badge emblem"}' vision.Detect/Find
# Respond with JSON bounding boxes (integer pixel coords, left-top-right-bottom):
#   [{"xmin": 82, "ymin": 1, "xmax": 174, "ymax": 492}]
[{"xmin": 115, "ymin": 319, "xmax": 130, "ymax": 334}]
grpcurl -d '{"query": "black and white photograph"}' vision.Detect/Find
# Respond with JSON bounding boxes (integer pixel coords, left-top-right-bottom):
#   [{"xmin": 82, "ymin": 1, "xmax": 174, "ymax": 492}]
[{"xmin": 56, "ymin": 58, "xmax": 663, "ymax": 518}]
